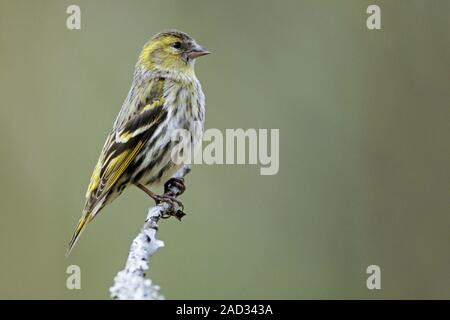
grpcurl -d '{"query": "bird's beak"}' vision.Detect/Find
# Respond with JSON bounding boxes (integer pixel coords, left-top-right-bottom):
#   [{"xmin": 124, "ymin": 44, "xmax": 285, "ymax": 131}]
[{"xmin": 187, "ymin": 44, "xmax": 211, "ymax": 59}]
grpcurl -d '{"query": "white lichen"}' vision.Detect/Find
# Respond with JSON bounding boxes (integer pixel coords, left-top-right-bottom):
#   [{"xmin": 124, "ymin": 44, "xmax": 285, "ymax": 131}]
[{"xmin": 109, "ymin": 166, "xmax": 190, "ymax": 300}]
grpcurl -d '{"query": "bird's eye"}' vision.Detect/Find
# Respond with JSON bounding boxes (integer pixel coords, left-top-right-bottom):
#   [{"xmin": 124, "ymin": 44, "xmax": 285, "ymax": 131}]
[{"xmin": 171, "ymin": 42, "xmax": 182, "ymax": 49}]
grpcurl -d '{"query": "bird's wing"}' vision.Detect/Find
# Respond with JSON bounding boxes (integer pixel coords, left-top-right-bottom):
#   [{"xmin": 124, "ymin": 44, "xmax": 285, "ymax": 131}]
[
  {"xmin": 93, "ymin": 104, "xmax": 166, "ymax": 202},
  {"xmin": 67, "ymin": 78, "xmax": 166, "ymax": 255}
]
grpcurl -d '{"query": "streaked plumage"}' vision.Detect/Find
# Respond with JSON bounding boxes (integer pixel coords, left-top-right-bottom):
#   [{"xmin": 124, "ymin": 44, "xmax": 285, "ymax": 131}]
[{"xmin": 67, "ymin": 30, "xmax": 209, "ymax": 255}]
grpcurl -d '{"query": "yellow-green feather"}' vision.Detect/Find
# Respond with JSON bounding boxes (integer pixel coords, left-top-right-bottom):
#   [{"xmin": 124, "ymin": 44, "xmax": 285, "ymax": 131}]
[{"xmin": 68, "ymin": 80, "xmax": 167, "ymax": 255}]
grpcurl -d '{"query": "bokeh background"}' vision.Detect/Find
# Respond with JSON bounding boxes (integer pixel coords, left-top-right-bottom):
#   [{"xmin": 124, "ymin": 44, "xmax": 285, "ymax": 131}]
[{"xmin": 0, "ymin": 0, "xmax": 449, "ymax": 299}]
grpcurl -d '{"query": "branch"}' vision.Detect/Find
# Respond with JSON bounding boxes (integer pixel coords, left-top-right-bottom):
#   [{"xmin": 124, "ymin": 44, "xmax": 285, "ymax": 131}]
[{"xmin": 109, "ymin": 166, "xmax": 190, "ymax": 300}]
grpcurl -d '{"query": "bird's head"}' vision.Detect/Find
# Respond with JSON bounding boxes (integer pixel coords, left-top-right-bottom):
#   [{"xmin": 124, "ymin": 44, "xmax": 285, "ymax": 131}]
[{"xmin": 139, "ymin": 30, "xmax": 210, "ymax": 75}]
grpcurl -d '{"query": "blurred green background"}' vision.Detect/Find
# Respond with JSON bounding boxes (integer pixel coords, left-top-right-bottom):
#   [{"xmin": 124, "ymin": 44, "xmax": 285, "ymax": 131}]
[{"xmin": 0, "ymin": 0, "xmax": 449, "ymax": 299}]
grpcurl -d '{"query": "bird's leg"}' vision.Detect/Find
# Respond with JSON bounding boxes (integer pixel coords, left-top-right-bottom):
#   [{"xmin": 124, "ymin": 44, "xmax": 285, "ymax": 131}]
[
  {"xmin": 136, "ymin": 183, "xmax": 160, "ymax": 202},
  {"xmin": 136, "ymin": 183, "xmax": 185, "ymax": 220}
]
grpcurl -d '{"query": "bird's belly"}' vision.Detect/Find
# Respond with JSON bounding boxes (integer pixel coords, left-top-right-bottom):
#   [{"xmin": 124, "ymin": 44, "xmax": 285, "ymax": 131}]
[
  {"xmin": 137, "ymin": 150, "xmax": 181, "ymax": 188},
  {"xmin": 133, "ymin": 115, "xmax": 203, "ymax": 188}
]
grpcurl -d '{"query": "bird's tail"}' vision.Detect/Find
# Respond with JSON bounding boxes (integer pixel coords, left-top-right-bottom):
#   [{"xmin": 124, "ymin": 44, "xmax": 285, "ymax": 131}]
[{"xmin": 66, "ymin": 212, "xmax": 91, "ymax": 257}]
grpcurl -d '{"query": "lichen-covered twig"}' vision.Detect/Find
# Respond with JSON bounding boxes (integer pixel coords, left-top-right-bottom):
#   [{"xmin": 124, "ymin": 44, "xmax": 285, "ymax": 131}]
[{"xmin": 109, "ymin": 166, "xmax": 190, "ymax": 300}]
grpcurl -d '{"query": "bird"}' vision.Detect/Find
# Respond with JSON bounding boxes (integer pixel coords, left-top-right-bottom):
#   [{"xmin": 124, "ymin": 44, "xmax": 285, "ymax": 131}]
[{"xmin": 67, "ymin": 30, "xmax": 210, "ymax": 256}]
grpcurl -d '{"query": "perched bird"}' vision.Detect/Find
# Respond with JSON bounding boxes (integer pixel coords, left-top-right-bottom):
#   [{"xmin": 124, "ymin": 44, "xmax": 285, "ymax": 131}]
[{"xmin": 67, "ymin": 30, "xmax": 210, "ymax": 255}]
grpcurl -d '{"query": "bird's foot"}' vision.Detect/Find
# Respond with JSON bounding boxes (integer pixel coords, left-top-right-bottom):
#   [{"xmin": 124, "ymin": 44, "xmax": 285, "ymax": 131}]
[
  {"xmin": 154, "ymin": 194, "xmax": 186, "ymax": 221},
  {"xmin": 164, "ymin": 177, "xmax": 186, "ymax": 195},
  {"xmin": 136, "ymin": 181, "xmax": 186, "ymax": 220}
]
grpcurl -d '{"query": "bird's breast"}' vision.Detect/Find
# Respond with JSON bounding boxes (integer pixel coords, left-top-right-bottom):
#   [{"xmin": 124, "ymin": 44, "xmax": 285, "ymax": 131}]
[{"xmin": 132, "ymin": 78, "xmax": 205, "ymax": 187}]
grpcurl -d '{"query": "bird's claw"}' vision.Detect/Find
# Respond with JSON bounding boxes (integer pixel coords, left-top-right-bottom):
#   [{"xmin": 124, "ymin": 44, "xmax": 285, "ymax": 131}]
[{"xmin": 155, "ymin": 194, "xmax": 186, "ymax": 221}]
